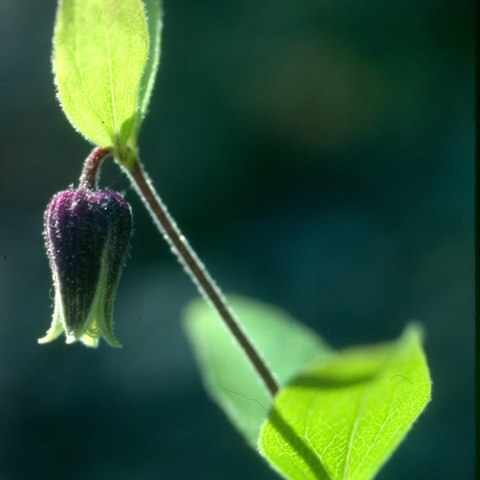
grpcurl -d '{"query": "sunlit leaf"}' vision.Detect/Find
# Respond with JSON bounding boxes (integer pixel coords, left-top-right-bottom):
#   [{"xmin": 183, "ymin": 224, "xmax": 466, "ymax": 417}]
[
  {"xmin": 184, "ymin": 295, "xmax": 333, "ymax": 446},
  {"xmin": 259, "ymin": 325, "xmax": 431, "ymax": 480},
  {"xmin": 52, "ymin": 0, "xmax": 153, "ymax": 149}
]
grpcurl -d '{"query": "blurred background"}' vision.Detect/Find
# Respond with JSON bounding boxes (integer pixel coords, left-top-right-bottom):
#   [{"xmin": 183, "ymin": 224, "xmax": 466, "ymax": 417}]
[{"xmin": 0, "ymin": 0, "xmax": 474, "ymax": 479}]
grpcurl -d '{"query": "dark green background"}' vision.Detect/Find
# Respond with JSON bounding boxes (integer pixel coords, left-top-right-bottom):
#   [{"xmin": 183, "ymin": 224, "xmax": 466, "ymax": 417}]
[{"xmin": 0, "ymin": 0, "xmax": 474, "ymax": 479}]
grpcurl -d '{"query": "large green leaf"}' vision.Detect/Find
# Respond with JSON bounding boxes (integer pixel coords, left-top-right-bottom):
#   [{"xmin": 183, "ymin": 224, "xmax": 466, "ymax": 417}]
[
  {"xmin": 259, "ymin": 326, "xmax": 431, "ymax": 480},
  {"xmin": 184, "ymin": 295, "xmax": 333, "ymax": 446},
  {"xmin": 52, "ymin": 0, "xmax": 156, "ymax": 149}
]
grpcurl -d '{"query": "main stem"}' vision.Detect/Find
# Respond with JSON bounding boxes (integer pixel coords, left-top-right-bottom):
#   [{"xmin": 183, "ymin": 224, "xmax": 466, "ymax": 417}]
[{"xmin": 123, "ymin": 155, "xmax": 279, "ymax": 397}]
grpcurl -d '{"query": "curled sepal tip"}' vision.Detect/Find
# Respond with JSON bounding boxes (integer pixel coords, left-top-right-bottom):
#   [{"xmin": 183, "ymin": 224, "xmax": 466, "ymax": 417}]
[{"xmin": 39, "ymin": 188, "xmax": 132, "ymax": 348}]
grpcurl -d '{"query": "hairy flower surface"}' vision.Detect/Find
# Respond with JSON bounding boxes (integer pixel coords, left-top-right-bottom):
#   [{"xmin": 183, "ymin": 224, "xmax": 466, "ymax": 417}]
[{"xmin": 39, "ymin": 188, "xmax": 132, "ymax": 347}]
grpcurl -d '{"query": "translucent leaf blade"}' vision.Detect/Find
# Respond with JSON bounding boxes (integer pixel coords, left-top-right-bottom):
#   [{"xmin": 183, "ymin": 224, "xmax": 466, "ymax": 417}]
[
  {"xmin": 184, "ymin": 295, "xmax": 333, "ymax": 447},
  {"xmin": 259, "ymin": 325, "xmax": 431, "ymax": 480},
  {"xmin": 53, "ymin": 0, "xmax": 150, "ymax": 148}
]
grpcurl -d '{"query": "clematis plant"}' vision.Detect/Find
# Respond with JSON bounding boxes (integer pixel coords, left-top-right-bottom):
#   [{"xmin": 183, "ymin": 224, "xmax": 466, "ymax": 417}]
[{"xmin": 41, "ymin": 1, "xmax": 432, "ymax": 479}]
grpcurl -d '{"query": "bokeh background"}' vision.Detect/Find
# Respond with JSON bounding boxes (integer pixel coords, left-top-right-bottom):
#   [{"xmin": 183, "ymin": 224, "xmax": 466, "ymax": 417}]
[{"xmin": 0, "ymin": 0, "xmax": 474, "ymax": 479}]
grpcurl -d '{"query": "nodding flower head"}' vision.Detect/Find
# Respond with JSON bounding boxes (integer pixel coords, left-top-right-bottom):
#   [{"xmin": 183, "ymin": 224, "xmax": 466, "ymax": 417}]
[{"xmin": 39, "ymin": 187, "xmax": 132, "ymax": 348}]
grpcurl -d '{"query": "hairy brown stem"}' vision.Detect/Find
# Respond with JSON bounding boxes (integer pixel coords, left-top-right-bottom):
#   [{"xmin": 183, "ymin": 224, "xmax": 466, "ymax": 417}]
[
  {"xmin": 79, "ymin": 146, "xmax": 111, "ymax": 189},
  {"xmin": 124, "ymin": 156, "xmax": 279, "ymax": 397}
]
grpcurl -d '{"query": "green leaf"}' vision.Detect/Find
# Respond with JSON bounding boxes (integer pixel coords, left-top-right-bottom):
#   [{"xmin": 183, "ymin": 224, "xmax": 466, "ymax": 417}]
[
  {"xmin": 259, "ymin": 325, "xmax": 431, "ymax": 480},
  {"xmin": 183, "ymin": 295, "xmax": 333, "ymax": 447},
  {"xmin": 53, "ymin": 0, "xmax": 154, "ymax": 149}
]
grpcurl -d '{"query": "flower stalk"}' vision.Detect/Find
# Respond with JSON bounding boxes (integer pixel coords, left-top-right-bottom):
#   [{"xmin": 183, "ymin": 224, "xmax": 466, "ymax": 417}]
[{"xmin": 78, "ymin": 146, "xmax": 111, "ymax": 189}]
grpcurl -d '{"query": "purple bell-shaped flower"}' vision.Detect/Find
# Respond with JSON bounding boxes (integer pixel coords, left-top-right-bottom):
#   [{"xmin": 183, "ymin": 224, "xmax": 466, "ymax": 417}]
[{"xmin": 39, "ymin": 187, "xmax": 132, "ymax": 347}]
